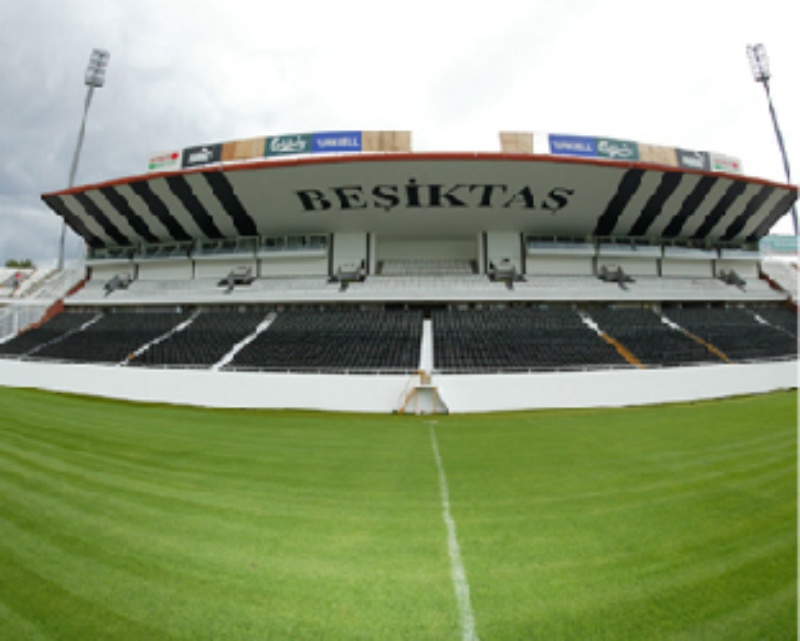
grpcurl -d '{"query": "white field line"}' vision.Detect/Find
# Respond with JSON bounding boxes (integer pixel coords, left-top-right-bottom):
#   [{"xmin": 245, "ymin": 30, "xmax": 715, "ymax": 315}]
[{"xmin": 430, "ymin": 426, "xmax": 479, "ymax": 641}]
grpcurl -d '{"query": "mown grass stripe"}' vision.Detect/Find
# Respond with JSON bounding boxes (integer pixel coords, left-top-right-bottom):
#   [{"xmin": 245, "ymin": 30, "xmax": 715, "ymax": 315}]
[{"xmin": 0, "ymin": 600, "xmax": 50, "ymax": 641}]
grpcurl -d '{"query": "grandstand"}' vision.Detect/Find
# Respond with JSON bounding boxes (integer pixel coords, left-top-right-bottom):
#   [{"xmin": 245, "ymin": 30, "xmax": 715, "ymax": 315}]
[{"xmin": 0, "ymin": 131, "xmax": 797, "ymax": 412}]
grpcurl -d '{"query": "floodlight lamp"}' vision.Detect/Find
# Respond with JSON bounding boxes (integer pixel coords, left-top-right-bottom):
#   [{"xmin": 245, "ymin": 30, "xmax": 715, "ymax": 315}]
[
  {"xmin": 746, "ymin": 43, "xmax": 770, "ymax": 83},
  {"xmin": 85, "ymin": 70, "xmax": 105, "ymax": 87},
  {"xmin": 84, "ymin": 48, "xmax": 110, "ymax": 87},
  {"xmin": 90, "ymin": 48, "xmax": 110, "ymax": 64}
]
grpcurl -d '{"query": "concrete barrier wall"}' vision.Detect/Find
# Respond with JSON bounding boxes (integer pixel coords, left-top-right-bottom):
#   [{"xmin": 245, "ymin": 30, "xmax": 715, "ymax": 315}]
[
  {"xmin": 0, "ymin": 359, "xmax": 796, "ymax": 414},
  {"xmin": 0, "ymin": 360, "xmax": 411, "ymax": 413},
  {"xmin": 436, "ymin": 362, "xmax": 798, "ymax": 413}
]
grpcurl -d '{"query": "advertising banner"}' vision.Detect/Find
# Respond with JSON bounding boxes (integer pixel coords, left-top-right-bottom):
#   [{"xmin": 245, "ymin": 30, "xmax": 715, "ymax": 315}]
[
  {"xmin": 222, "ymin": 137, "xmax": 266, "ymax": 162},
  {"xmin": 596, "ymin": 137, "xmax": 639, "ymax": 161},
  {"xmin": 710, "ymin": 152, "xmax": 743, "ymax": 174},
  {"xmin": 265, "ymin": 133, "xmax": 313, "ymax": 157},
  {"xmin": 312, "ymin": 131, "xmax": 362, "ymax": 153},
  {"xmin": 548, "ymin": 134, "xmax": 597, "ymax": 157},
  {"xmin": 676, "ymin": 149, "xmax": 710, "ymax": 171},
  {"xmin": 147, "ymin": 151, "xmax": 181, "ymax": 172},
  {"xmin": 181, "ymin": 144, "xmax": 223, "ymax": 168}
]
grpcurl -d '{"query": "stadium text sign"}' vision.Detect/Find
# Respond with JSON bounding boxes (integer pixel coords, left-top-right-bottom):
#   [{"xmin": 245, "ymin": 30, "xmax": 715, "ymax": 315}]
[{"xmin": 295, "ymin": 181, "xmax": 575, "ymax": 212}]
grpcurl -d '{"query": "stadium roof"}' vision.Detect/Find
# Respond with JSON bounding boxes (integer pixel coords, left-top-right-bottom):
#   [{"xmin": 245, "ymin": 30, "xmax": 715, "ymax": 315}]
[{"xmin": 42, "ymin": 153, "xmax": 798, "ymax": 249}]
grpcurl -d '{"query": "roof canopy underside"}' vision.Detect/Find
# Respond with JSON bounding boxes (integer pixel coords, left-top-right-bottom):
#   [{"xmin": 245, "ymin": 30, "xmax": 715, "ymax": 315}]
[{"xmin": 42, "ymin": 153, "xmax": 798, "ymax": 249}]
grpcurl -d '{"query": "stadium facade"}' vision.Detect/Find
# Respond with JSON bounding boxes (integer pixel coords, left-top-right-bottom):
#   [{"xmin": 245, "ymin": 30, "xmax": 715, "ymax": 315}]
[{"xmin": 1, "ymin": 130, "xmax": 797, "ymax": 413}]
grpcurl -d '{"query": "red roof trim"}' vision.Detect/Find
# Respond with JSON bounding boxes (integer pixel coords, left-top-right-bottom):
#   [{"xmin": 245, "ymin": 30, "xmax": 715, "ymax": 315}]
[{"xmin": 42, "ymin": 151, "xmax": 799, "ymax": 198}]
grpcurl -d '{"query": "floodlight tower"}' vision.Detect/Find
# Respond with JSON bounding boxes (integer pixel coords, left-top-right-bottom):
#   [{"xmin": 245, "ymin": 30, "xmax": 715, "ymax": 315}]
[
  {"xmin": 57, "ymin": 48, "xmax": 110, "ymax": 271},
  {"xmin": 746, "ymin": 43, "xmax": 797, "ymax": 236}
]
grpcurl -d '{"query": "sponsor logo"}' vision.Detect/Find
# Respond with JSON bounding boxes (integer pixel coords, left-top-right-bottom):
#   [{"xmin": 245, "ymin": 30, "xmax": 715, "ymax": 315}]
[
  {"xmin": 294, "ymin": 180, "xmax": 575, "ymax": 214},
  {"xmin": 189, "ymin": 148, "xmax": 214, "ymax": 163},
  {"xmin": 710, "ymin": 152, "xmax": 743, "ymax": 174},
  {"xmin": 266, "ymin": 134, "xmax": 313, "ymax": 156},
  {"xmin": 596, "ymin": 138, "xmax": 639, "ymax": 161},
  {"xmin": 147, "ymin": 151, "xmax": 181, "ymax": 172},
  {"xmin": 181, "ymin": 144, "xmax": 222, "ymax": 168},
  {"xmin": 676, "ymin": 149, "xmax": 710, "ymax": 171},
  {"xmin": 313, "ymin": 131, "xmax": 362, "ymax": 153},
  {"xmin": 548, "ymin": 134, "xmax": 597, "ymax": 157}
]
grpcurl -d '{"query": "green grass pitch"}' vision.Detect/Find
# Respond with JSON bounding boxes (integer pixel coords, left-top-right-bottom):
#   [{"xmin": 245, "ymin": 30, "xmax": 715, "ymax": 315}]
[{"xmin": 0, "ymin": 386, "xmax": 795, "ymax": 640}]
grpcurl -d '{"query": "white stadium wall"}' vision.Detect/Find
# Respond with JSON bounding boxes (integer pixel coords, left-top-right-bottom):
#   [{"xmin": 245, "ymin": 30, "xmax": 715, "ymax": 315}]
[
  {"xmin": 436, "ymin": 362, "xmax": 797, "ymax": 413},
  {"xmin": 660, "ymin": 247, "xmax": 716, "ymax": 278},
  {"xmin": 376, "ymin": 237, "xmax": 477, "ymax": 262},
  {"xmin": 660, "ymin": 261, "xmax": 713, "ymax": 278},
  {"xmin": 194, "ymin": 258, "xmax": 258, "ymax": 280},
  {"xmin": 332, "ymin": 232, "xmax": 368, "ymax": 272},
  {"xmin": 525, "ymin": 242, "xmax": 596, "ymax": 276},
  {"xmin": 597, "ymin": 244, "xmax": 661, "ymax": 277},
  {"xmin": 716, "ymin": 249, "xmax": 761, "ymax": 279},
  {"xmin": 137, "ymin": 260, "xmax": 194, "ymax": 280},
  {"xmin": 526, "ymin": 254, "xmax": 594, "ymax": 276},
  {"xmin": 0, "ymin": 359, "xmax": 795, "ymax": 414},
  {"xmin": 258, "ymin": 255, "xmax": 328, "ymax": 277},
  {"xmin": 486, "ymin": 232, "xmax": 522, "ymax": 272},
  {"xmin": 88, "ymin": 262, "xmax": 135, "ymax": 281}
]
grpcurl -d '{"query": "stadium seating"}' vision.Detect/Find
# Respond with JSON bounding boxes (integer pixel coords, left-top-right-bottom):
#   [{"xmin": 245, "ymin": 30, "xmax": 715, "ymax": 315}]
[
  {"xmin": 225, "ymin": 307, "xmax": 423, "ymax": 372},
  {"xmin": 129, "ymin": 308, "xmax": 268, "ymax": 367},
  {"xmin": 761, "ymin": 260, "xmax": 799, "ymax": 301},
  {"xmin": 751, "ymin": 305, "xmax": 798, "ymax": 337},
  {"xmin": 432, "ymin": 307, "xmax": 627, "ymax": 372},
  {"xmin": 660, "ymin": 305, "xmax": 798, "ymax": 362},
  {"xmin": 0, "ymin": 311, "xmax": 99, "ymax": 357},
  {"xmin": 584, "ymin": 306, "xmax": 720, "ymax": 367},
  {"xmin": 31, "ymin": 310, "xmax": 190, "ymax": 364},
  {"xmin": 2, "ymin": 301, "xmax": 795, "ymax": 373}
]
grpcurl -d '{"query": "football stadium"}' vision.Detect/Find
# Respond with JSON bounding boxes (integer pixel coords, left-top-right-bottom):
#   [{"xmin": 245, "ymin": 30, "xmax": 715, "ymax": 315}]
[
  {"xmin": 0, "ymin": 129, "xmax": 797, "ymax": 639},
  {"xmin": 0, "ymin": 129, "xmax": 797, "ymax": 412}
]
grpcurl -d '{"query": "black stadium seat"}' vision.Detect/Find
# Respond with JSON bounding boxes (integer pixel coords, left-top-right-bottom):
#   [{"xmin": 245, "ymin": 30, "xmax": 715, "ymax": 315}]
[
  {"xmin": 31, "ymin": 310, "xmax": 190, "ymax": 364},
  {"xmin": 433, "ymin": 307, "xmax": 627, "ymax": 372},
  {"xmin": 4, "ymin": 303, "xmax": 794, "ymax": 373},
  {"xmin": 226, "ymin": 307, "xmax": 422, "ymax": 372},
  {"xmin": 0, "ymin": 311, "xmax": 98, "ymax": 357}
]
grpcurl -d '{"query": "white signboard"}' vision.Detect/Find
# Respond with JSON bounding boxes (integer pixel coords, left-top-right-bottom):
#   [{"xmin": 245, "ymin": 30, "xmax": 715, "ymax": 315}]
[
  {"xmin": 710, "ymin": 152, "xmax": 743, "ymax": 175},
  {"xmin": 147, "ymin": 151, "xmax": 182, "ymax": 173}
]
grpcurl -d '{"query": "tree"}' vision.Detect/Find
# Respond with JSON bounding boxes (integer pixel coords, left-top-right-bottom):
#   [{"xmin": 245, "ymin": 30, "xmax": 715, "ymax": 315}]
[{"xmin": 5, "ymin": 259, "xmax": 36, "ymax": 269}]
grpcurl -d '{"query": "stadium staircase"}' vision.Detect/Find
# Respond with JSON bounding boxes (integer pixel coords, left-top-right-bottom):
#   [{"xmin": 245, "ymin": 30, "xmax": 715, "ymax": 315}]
[
  {"xmin": 396, "ymin": 370, "xmax": 449, "ymax": 415},
  {"xmin": 0, "ymin": 269, "xmax": 85, "ymax": 343}
]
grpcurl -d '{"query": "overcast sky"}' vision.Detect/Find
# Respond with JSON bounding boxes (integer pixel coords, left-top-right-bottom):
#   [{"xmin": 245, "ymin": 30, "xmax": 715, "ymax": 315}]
[{"xmin": 1, "ymin": 0, "xmax": 797, "ymax": 267}]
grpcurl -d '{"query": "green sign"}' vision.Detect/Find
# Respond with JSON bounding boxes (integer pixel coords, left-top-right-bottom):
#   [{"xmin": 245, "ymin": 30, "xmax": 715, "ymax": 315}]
[
  {"xmin": 760, "ymin": 235, "xmax": 800, "ymax": 255},
  {"xmin": 265, "ymin": 133, "xmax": 313, "ymax": 157},
  {"xmin": 596, "ymin": 137, "xmax": 639, "ymax": 161}
]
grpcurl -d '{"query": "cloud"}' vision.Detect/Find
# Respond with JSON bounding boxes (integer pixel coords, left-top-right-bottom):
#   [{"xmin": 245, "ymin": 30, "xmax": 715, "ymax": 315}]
[{"xmin": 0, "ymin": 0, "xmax": 797, "ymax": 266}]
